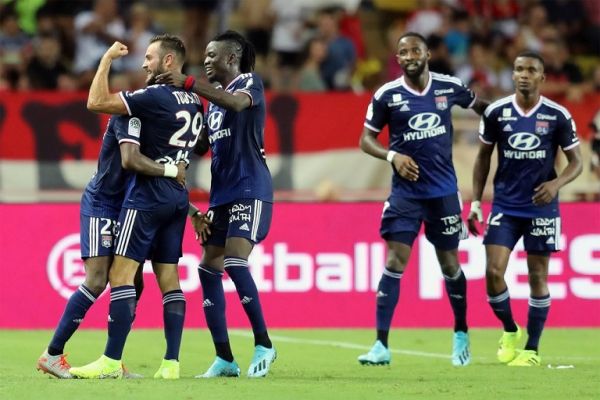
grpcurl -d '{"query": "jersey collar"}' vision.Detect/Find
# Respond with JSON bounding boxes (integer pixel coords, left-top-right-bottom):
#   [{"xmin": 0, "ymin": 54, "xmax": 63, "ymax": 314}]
[
  {"xmin": 511, "ymin": 94, "xmax": 543, "ymax": 117},
  {"xmin": 224, "ymin": 73, "xmax": 246, "ymax": 92},
  {"xmin": 400, "ymin": 72, "xmax": 432, "ymax": 96}
]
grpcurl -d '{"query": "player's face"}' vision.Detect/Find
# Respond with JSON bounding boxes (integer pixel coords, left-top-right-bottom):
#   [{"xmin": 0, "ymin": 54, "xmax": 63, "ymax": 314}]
[
  {"xmin": 142, "ymin": 41, "xmax": 167, "ymax": 86},
  {"xmin": 512, "ymin": 57, "xmax": 545, "ymax": 95},
  {"xmin": 204, "ymin": 41, "xmax": 229, "ymax": 84},
  {"xmin": 396, "ymin": 36, "xmax": 430, "ymax": 78}
]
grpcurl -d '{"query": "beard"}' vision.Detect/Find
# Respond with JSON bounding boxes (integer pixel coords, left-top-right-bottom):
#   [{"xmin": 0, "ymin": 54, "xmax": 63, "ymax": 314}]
[
  {"xmin": 403, "ymin": 61, "xmax": 426, "ymax": 78},
  {"xmin": 146, "ymin": 65, "xmax": 166, "ymax": 86}
]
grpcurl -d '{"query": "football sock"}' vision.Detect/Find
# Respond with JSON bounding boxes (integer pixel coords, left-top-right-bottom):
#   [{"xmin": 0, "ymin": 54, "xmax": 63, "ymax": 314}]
[
  {"xmin": 48, "ymin": 285, "xmax": 98, "ymax": 356},
  {"xmin": 525, "ymin": 295, "xmax": 551, "ymax": 352},
  {"xmin": 104, "ymin": 285, "xmax": 136, "ymax": 361},
  {"xmin": 162, "ymin": 289, "xmax": 186, "ymax": 361},
  {"xmin": 375, "ymin": 268, "xmax": 402, "ymax": 348},
  {"xmin": 199, "ymin": 264, "xmax": 231, "ymax": 360},
  {"xmin": 487, "ymin": 289, "xmax": 518, "ymax": 332},
  {"xmin": 224, "ymin": 257, "xmax": 271, "ymax": 348},
  {"xmin": 443, "ymin": 269, "xmax": 468, "ymax": 333}
]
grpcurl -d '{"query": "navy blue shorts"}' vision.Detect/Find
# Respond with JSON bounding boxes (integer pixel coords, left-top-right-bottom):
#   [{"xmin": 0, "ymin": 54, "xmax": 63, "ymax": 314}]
[
  {"xmin": 80, "ymin": 212, "xmax": 118, "ymax": 259},
  {"xmin": 204, "ymin": 199, "xmax": 272, "ymax": 247},
  {"xmin": 483, "ymin": 210, "xmax": 561, "ymax": 253},
  {"xmin": 380, "ymin": 192, "xmax": 467, "ymax": 250},
  {"xmin": 114, "ymin": 202, "xmax": 189, "ymax": 263}
]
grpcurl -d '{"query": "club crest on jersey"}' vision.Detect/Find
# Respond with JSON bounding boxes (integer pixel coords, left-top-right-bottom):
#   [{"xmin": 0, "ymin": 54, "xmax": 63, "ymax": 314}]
[
  {"xmin": 535, "ymin": 120, "xmax": 549, "ymax": 135},
  {"xmin": 435, "ymin": 96, "xmax": 448, "ymax": 110},
  {"xmin": 101, "ymin": 235, "xmax": 113, "ymax": 248}
]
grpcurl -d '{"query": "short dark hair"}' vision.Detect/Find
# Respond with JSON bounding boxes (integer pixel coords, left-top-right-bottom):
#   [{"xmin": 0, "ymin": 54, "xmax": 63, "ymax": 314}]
[
  {"xmin": 150, "ymin": 34, "xmax": 186, "ymax": 63},
  {"xmin": 212, "ymin": 30, "xmax": 256, "ymax": 73},
  {"xmin": 515, "ymin": 50, "xmax": 545, "ymax": 69},
  {"xmin": 398, "ymin": 32, "xmax": 428, "ymax": 48}
]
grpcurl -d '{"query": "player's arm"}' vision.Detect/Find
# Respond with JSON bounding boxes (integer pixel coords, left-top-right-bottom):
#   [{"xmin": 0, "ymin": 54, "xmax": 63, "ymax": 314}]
[
  {"xmin": 120, "ymin": 142, "xmax": 186, "ymax": 185},
  {"xmin": 470, "ymin": 98, "xmax": 490, "ymax": 116},
  {"xmin": 532, "ymin": 145, "xmax": 583, "ymax": 206},
  {"xmin": 155, "ymin": 71, "xmax": 251, "ymax": 112},
  {"xmin": 468, "ymin": 140, "xmax": 495, "ymax": 235},
  {"xmin": 359, "ymin": 126, "xmax": 418, "ymax": 181},
  {"xmin": 193, "ymin": 126, "xmax": 209, "ymax": 156},
  {"xmin": 87, "ymin": 42, "xmax": 129, "ymax": 115}
]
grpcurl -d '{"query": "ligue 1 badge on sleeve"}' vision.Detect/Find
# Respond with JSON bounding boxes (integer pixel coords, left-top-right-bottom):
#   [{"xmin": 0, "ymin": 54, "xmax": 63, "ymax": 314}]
[{"xmin": 435, "ymin": 96, "xmax": 448, "ymax": 111}]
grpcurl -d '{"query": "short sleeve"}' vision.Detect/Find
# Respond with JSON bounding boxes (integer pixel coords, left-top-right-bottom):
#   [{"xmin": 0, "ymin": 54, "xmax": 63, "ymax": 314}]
[
  {"xmin": 363, "ymin": 95, "xmax": 389, "ymax": 133},
  {"xmin": 115, "ymin": 116, "xmax": 141, "ymax": 146},
  {"xmin": 236, "ymin": 73, "xmax": 263, "ymax": 107},
  {"xmin": 119, "ymin": 86, "xmax": 160, "ymax": 117},
  {"xmin": 452, "ymin": 81, "xmax": 477, "ymax": 109},
  {"xmin": 478, "ymin": 113, "xmax": 496, "ymax": 145},
  {"xmin": 556, "ymin": 113, "xmax": 580, "ymax": 151}
]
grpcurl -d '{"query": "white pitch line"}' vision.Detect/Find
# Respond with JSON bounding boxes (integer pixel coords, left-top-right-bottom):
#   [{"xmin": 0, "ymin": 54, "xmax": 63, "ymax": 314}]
[{"xmin": 229, "ymin": 330, "xmax": 451, "ymax": 359}]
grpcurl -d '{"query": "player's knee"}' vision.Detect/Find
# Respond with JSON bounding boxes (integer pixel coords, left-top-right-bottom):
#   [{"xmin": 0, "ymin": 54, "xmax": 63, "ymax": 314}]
[
  {"xmin": 486, "ymin": 263, "xmax": 505, "ymax": 284},
  {"xmin": 528, "ymin": 270, "xmax": 547, "ymax": 291},
  {"xmin": 84, "ymin": 272, "xmax": 108, "ymax": 296},
  {"xmin": 385, "ymin": 253, "xmax": 406, "ymax": 272},
  {"xmin": 440, "ymin": 263, "xmax": 460, "ymax": 277}
]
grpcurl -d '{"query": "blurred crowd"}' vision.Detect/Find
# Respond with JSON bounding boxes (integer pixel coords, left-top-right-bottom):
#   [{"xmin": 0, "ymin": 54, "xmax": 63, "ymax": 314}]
[{"xmin": 0, "ymin": 0, "xmax": 599, "ymax": 100}]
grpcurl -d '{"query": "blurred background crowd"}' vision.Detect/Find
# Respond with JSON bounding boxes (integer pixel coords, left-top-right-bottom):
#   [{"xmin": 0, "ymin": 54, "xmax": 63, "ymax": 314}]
[{"xmin": 0, "ymin": 0, "xmax": 598, "ymax": 99}]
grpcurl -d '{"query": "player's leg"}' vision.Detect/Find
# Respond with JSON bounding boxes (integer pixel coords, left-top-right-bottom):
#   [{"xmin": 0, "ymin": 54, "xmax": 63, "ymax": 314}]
[
  {"xmin": 424, "ymin": 193, "xmax": 470, "ymax": 366},
  {"xmin": 152, "ymin": 262, "xmax": 185, "ymax": 379},
  {"xmin": 359, "ymin": 196, "xmax": 421, "ymax": 366},
  {"xmin": 70, "ymin": 208, "xmax": 156, "ymax": 378},
  {"xmin": 38, "ymin": 213, "xmax": 115, "ymax": 378},
  {"xmin": 508, "ymin": 253, "xmax": 549, "ymax": 367},
  {"xmin": 483, "ymin": 212, "xmax": 525, "ymax": 363},
  {"xmin": 222, "ymin": 200, "xmax": 275, "ymax": 378},
  {"xmin": 509, "ymin": 216, "xmax": 557, "ymax": 366},
  {"xmin": 196, "ymin": 205, "xmax": 240, "ymax": 377}
]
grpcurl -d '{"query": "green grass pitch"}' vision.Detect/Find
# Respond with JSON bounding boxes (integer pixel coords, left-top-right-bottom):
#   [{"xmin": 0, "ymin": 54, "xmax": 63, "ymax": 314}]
[{"xmin": 1, "ymin": 329, "xmax": 599, "ymax": 400}]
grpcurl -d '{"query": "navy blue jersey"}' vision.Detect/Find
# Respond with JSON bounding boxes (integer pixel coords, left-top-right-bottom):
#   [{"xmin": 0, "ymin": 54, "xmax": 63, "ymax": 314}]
[
  {"xmin": 206, "ymin": 72, "xmax": 273, "ymax": 207},
  {"xmin": 119, "ymin": 85, "xmax": 204, "ymax": 210},
  {"xmin": 480, "ymin": 95, "xmax": 579, "ymax": 217},
  {"xmin": 81, "ymin": 116, "xmax": 132, "ymax": 215},
  {"xmin": 364, "ymin": 72, "xmax": 476, "ymax": 199}
]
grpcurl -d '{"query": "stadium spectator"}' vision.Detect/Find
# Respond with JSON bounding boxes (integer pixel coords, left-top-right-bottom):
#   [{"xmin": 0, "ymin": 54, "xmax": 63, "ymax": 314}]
[
  {"xmin": 69, "ymin": 35, "xmax": 198, "ymax": 380},
  {"xmin": 469, "ymin": 51, "xmax": 582, "ymax": 367},
  {"xmin": 72, "ymin": 0, "xmax": 126, "ymax": 88},
  {"xmin": 317, "ymin": 6, "xmax": 356, "ymax": 91},
  {"xmin": 357, "ymin": 32, "xmax": 489, "ymax": 368},
  {"xmin": 456, "ymin": 41, "xmax": 500, "ymax": 99},
  {"xmin": 238, "ymin": 0, "xmax": 272, "ymax": 79},
  {"xmin": 427, "ymin": 34, "xmax": 453, "ymax": 76},
  {"xmin": 405, "ymin": 0, "xmax": 443, "ymax": 38},
  {"xmin": 0, "ymin": 4, "xmax": 30, "ymax": 89},
  {"xmin": 25, "ymin": 31, "xmax": 75, "ymax": 90},
  {"xmin": 540, "ymin": 39, "xmax": 586, "ymax": 102},
  {"xmin": 590, "ymin": 109, "xmax": 600, "ymax": 191},
  {"xmin": 297, "ymin": 37, "xmax": 327, "ymax": 92},
  {"xmin": 123, "ymin": 2, "xmax": 156, "ymax": 88},
  {"xmin": 156, "ymin": 30, "xmax": 277, "ymax": 379}
]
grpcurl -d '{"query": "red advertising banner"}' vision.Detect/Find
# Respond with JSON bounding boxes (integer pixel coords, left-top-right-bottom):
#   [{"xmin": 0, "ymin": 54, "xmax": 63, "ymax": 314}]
[{"xmin": 1, "ymin": 202, "xmax": 598, "ymax": 329}]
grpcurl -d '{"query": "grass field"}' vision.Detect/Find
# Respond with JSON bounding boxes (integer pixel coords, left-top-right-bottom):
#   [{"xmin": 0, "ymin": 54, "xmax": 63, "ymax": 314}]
[{"xmin": 1, "ymin": 328, "xmax": 599, "ymax": 400}]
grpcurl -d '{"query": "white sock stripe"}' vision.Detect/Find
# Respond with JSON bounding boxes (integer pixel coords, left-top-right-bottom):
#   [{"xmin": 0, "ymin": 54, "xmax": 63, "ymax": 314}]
[
  {"xmin": 163, "ymin": 295, "xmax": 186, "ymax": 304},
  {"xmin": 198, "ymin": 265, "xmax": 223, "ymax": 275},
  {"xmin": 528, "ymin": 297, "xmax": 551, "ymax": 307},
  {"xmin": 443, "ymin": 269, "xmax": 463, "ymax": 281},
  {"xmin": 382, "ymin": 269, "xmax": 403, "ymax": 279},
  {"xmin": 78, "ymin": 286, "xmax": 97, "ymax": 302},
  {"xmin": 488, "ymin": 290, "xmax": 510, "ymax": 303},
  {"xmin": 110, "ymin": 289, "xmax": 137, "ymax": 301},
  {"xmin": 224, "ymin": 258, "xmax": 248, "ymax": 268}
]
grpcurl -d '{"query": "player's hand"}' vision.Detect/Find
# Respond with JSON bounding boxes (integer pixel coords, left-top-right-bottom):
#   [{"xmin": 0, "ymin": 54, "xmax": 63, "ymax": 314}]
[
  {"xmin": 175, "ymin": 162, "xmax": 186, "ymax": 186},
  {"xmin": 532, "ymin": 180, "xmax": 559, "ymax": 206},
  {"xmin": 104, "ymin": 41, "xmax": 128, "ymax": 60},
  {"xmin": 155, "ymin": 71, "xmax": 187, "ymax": 87},
  {"xmin": 391, "ymin": 153, "xmax": 419, "ymax": 181},
  {"xmin": 191, "ymin": 211, "xmax": 212, "ymax": 242},
  {"xmin": 467, "ymin": 200, "xmax": 484, "ymax": 236}
]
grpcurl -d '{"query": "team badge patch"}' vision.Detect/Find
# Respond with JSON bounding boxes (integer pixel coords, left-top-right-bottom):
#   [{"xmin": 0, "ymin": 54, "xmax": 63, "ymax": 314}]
[
  {"xmin": 535, "ymin": 120, "xmax": 549, "ymax": 135},
  {"xmin": 435, "ymin": 96, "xmax": 448, "ymax": 110},
  {"xmin": 101, "ymin": 235, "xmax": 113, "ymax": 248},
  {"xmin": 128, "ymin": 117, "xmax": 141, "ymax": 138}
]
